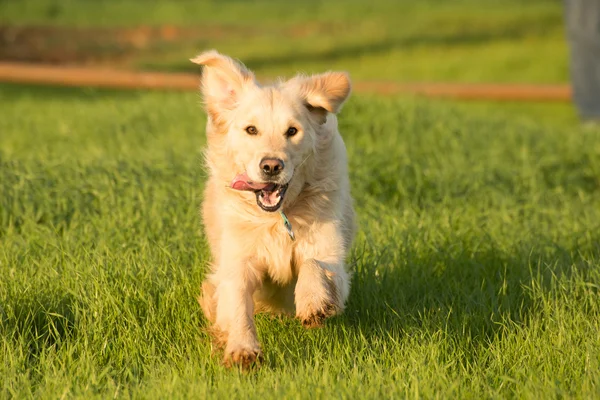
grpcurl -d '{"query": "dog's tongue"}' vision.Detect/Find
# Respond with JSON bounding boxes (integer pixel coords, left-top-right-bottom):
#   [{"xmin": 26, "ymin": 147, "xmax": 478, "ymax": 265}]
[{"xmin": 230, "ymin": 173, "xmax": 274, "ymax": 191}]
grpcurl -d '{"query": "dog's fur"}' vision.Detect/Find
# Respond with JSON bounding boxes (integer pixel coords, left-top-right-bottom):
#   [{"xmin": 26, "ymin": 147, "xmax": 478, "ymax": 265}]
[{"xmin": 191, "ymin": 50, "xmax": 355, "ymax": 368}]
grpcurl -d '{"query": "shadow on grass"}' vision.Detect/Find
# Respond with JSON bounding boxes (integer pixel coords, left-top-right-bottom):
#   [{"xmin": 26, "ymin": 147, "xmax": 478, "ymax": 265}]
[
  {"xmin": 342, "ymin": 236, "xmax": 591, "ymax": 354},
  {"xmin": 244, "ymin": 28, "xmax": 535, "ymax": 71},
  {"xmin": 1, "ymin": 290, "xmax": 78, "ymax": 359},
  {"xmin": 346, "ymin": 245, "xmax": 531, "ymax": 335},
  {"xmin": 259, "ymin": 231, "xmax": 596, "ymax": 370},
  {"xmin": 154, "ymin": 14, "xmax": 560, "ymax": 75}
]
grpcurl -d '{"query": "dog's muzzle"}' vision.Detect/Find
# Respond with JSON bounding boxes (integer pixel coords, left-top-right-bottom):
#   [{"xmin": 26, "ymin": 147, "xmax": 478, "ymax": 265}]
[{"xmin": 230, "ymin": 173, "xmax": 289, "ymax": 212}]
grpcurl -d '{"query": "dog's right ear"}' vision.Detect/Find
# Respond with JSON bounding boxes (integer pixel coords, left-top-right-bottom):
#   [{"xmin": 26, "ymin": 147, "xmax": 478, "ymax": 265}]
[
  {"xmin": 285, "ymin": 72, "xmax": 351, "ymax": 124},
  {"xmin": 190, "ymin": 50, "xmax": 255, "ymax": 124}
]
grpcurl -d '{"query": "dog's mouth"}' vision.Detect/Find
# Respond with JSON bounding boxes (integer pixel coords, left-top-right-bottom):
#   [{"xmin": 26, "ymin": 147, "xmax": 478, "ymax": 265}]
[
  {"xmin": 254, "ymin": 182, "xmax": 288, "ymax": 212},
  {"xmin": 230, "ymin": 173, "xmax": 289, "ymax": 212}
]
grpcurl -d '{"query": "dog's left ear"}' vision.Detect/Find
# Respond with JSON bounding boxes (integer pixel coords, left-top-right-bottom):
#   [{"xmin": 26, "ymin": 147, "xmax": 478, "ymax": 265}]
[
  {"xmin": 190, "ymin": 50, "xmax": 255, "ymax": 124},
  {"xmin": 289, "ymin": 72, "xmax": 351, "ymax": 123}
]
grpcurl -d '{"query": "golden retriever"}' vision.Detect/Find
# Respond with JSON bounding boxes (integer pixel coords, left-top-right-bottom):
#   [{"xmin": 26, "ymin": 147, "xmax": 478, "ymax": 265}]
[{"xmin": 191, "ymin": 50, "xmax": 355, "ymax": 368}]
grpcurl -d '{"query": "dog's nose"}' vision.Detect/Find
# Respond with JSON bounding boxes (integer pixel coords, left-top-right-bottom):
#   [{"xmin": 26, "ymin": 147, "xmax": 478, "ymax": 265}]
[{"xmin": 260, "ymin": 157, "xmax": 284, "ymax": 176}]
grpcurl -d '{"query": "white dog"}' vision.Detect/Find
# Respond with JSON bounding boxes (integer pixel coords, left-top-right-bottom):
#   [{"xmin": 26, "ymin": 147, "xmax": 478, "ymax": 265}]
[{"xmin": 192, "ymin": 50, "xmax": 355, "ymax": 368}]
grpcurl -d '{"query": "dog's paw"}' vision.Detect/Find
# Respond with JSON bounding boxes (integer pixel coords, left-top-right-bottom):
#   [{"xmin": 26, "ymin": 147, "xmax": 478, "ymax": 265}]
[
  {"xmin": 298, "ymin": 303, "xmax": 338, "ymax": 328},
  {"xmin": 295, "ymin": 259, "xmax": 343, "ymax": 328},
  {"xmin": 223, "ymin": 345, "xmax": 263, "ymax": 370}
]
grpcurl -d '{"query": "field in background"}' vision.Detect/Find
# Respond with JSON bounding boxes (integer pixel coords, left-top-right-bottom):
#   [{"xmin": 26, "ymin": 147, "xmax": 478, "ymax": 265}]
[
  {"xmin": 2, "ymin": 0, "xmax": 600, "ymax": 398},
  {"xmin": 1, "ymin": 0, "xmax": 568, "ymax": 84}
]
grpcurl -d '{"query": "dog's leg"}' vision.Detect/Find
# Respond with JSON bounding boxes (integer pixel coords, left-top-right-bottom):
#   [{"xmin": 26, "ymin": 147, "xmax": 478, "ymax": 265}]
[
  {"xmin": 212, "ymin": 264, "xmax": 263, "ymax": 368},
  {"xmin": 199, "ymin": 279, "xmax": 217, "ymax": 323},
  {"xmin": 294, "ymin": 221, "xmax": 351, "ymax": 327},
  {"xmin": 295, "ymin": 258, "xmax": 350, "ymax": 328}
]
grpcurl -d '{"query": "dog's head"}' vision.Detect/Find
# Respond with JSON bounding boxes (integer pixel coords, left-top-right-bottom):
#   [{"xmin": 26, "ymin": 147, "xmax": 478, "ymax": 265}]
[{"xmin": 192, "ymin": 50, "xmax": 351, "ymax": 213}]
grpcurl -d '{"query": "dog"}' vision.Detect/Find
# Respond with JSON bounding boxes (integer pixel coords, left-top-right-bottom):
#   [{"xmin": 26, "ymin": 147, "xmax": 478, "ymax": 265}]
[{"xmin": 191, "ymin": 50, "xmax": 355, "ymax": 368}]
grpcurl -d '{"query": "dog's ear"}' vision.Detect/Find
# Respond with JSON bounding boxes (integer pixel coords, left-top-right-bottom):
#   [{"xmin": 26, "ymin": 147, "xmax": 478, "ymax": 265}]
[
  {"xmin": 190, "ymin": 50, "xmax": 255, "ymax": 124},
  {"xmin": 290, "ymin": 72, "xmax": 351, "ymax": 123}
]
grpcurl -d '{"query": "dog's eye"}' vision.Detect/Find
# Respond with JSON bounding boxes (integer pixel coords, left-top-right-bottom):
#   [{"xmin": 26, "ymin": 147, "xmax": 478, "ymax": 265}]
[
  {"xmin": 285, "ymin": 127, "xmax": 298, "ymax": 137},
  {"xmin": 245, "ymin": 126, "xmax": 258, "ymax": 135}
]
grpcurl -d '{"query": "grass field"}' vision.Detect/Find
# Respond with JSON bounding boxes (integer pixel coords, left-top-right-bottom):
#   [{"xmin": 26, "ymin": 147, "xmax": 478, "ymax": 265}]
[
  {"xmin": 1, "ymin": 83, "xmax": 600, "ymax": 398},
  {"xmin": 2, "ymin": 0, "xmax": 600, "ymax": 398}
]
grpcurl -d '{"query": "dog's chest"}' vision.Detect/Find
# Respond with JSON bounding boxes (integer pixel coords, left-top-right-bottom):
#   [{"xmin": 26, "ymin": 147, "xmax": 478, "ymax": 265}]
[{"xmin": 249, "ymin": 219, "xmax": 299, "ymax": 285}]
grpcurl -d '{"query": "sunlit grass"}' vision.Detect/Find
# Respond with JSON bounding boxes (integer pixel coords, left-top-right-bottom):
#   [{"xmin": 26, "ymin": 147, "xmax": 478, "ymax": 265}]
[{"xmin": 1, "ymin": 84, "xmax": 599, "ymax": 398}]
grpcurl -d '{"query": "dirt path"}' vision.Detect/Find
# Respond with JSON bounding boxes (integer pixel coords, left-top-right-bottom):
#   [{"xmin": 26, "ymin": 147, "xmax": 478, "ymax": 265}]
[
  {"xmin": 0, "ymin": 61, "xmax": 571, "ymax": 101},
  {"xmin": 0, "ymin": 62, "xmax": 199, "ymax": 90}
]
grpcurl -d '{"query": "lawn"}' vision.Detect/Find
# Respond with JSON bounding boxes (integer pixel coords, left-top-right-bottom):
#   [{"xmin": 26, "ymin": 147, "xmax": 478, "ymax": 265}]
[
  {"xmin": 1, "ymin": 83, "xmax": 599, "ymax": 398},
  {"xmin": 2, "ymin": 0, "xmax": 600, "ymax": 398}
]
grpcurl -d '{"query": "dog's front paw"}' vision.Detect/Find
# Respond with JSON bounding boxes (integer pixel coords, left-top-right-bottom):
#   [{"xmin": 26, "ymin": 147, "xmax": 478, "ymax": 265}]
[
  {"xmin": 223, "ymin": 345, "xmax": 263, "ymax": 369},
  {"xmin": 295, "ymin": 260, "xmax": 341, "ymax": 328},
  {"xmin": 297, "ymin": 302, "xmax": 338, "ymax": 328}
]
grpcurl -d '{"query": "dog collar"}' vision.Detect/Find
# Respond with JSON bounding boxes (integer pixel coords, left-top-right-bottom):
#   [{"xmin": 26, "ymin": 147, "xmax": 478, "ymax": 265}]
[{"xmin": 280, "ymin": 211, "xmax": 295, "ymax": 241}]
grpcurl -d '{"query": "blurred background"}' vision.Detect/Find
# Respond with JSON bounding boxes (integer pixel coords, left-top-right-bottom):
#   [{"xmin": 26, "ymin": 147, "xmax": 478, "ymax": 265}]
[{"xmin": 0, "ymin": 0, "xmax": 567, "ymax": 85}]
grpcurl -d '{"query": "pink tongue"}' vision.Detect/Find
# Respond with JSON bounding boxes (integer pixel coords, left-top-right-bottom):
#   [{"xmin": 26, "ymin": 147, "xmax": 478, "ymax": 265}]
[{"xmin": 230, "ymin": 173, "xmax": 274, "ymax": 191}]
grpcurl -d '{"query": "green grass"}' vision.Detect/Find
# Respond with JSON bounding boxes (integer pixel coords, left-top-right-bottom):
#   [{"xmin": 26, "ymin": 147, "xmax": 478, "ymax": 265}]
[
  {"xmin": 0, "ymin": 0, "xmax": 596, "ymax": 397},
  {"xmin": 1, "ymin": 83, "xmax": 600, "ymax": 398},
  {"xmin": 0, "ymin": 0, "xmax": 569, "ymax": 84}
]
